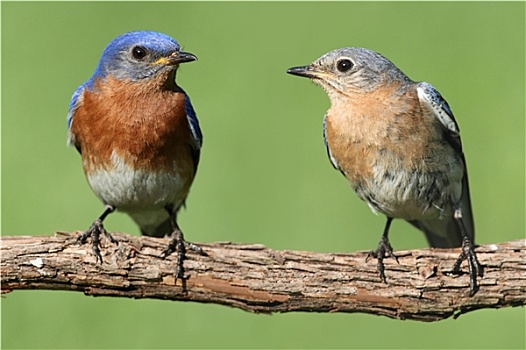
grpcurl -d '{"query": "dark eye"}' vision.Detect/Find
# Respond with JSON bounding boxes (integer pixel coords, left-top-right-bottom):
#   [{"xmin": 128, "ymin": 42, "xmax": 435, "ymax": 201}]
[
  {"xmin": 131, "ymin": 46, "xmax": 147, "ymax": 60},
  {"xmin": 336, "ymin": 58, "xmax": 353, "ymax": 72}
]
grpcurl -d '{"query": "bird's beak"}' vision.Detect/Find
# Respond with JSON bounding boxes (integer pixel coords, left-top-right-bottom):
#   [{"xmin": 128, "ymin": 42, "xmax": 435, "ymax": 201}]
[
  {"xmin": 287, "ymin": 65, "xmax": 325, "ymax": 79},
  {"xmin": 154, "ymin": 51, "xmax": 198, "ymax": 65},
  {"xmin": 171, "ymin": 51, "xmax": 198, "ymax": 64}
]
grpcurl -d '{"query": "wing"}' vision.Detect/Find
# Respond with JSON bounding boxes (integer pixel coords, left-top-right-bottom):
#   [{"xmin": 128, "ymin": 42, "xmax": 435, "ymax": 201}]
[
  {"xmin": 413, "ymin": 82, "xmax": 475, "ymax": 247},
  {"xmin": 323, "ymin": 114, "xmax": 341, "ymax": 171},
  {"xmin": 184, "ymin": 94, "xmax": 202, "ymax": 171},
  {"xmin": 416, "ymin": 82, "xmax": 462, "ymax": 153},
  {"xmin": 66, "ymin": 84, "xmax": 85, "ymax": 153}
]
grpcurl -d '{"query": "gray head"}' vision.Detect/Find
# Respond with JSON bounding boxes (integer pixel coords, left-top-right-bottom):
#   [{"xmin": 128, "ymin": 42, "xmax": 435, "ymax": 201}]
[
  {"xmin": 90, "ymin": 31, "xmax": 197, "ymax": 83},
  {"xmin": 287, "ymin": 47, "xmax": 411, "ymax": 95}
]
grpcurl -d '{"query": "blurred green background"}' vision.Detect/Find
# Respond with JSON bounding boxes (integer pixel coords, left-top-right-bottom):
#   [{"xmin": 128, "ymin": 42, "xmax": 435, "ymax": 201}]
[{"xmin": 2, "ymin": 2, "xmax": 524, "ymax": 349}]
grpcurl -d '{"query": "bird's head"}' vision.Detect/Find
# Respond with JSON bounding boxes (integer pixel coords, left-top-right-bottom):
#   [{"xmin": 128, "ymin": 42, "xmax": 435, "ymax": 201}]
[
  {"xmin": 287, "ymin": 47, "xmax": 409, "ymax": 97},
  {"xmin": 92, "ymin": 31, "xmax": 197, "ymax": 83}
]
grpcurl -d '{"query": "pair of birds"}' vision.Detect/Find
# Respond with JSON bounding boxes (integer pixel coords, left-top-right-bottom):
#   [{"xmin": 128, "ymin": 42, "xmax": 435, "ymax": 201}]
[{"xmin": 67, "ymin": 31, "xmax": 482, "ymax": 294}]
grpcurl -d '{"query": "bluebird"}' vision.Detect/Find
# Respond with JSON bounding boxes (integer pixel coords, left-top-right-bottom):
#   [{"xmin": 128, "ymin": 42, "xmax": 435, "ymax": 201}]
[
  {"xmin": 287, "ymin": 48, "xmax": 483, "ymax": 295},
  {"xmin": 67, "ymin": 31, "xmax": 205, "ymax": 280}
]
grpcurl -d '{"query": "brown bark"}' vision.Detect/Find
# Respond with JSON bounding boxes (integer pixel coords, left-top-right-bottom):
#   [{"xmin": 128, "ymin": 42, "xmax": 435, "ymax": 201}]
[{"xmin": 1, "ymin": 232, "xmax": 524, "ymax": 321}]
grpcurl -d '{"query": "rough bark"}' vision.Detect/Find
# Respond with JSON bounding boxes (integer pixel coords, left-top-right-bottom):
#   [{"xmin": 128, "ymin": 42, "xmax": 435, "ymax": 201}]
[{"xmin": 1, "ymin": 232, "xmax": 524, "ymax": 321}]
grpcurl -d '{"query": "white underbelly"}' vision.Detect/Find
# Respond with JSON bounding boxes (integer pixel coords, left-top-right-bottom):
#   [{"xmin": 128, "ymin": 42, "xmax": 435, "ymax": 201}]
[
  {"xmin": 85, "ymin": 152, "xmax": 191, "ymax": 213},
  {"xmin": 87, "ymin": 168, "xmax": 188, "ymax": 209},
  {"xmin": 355, "ymin": 161, "xmax": 463, "ymax": 221}
]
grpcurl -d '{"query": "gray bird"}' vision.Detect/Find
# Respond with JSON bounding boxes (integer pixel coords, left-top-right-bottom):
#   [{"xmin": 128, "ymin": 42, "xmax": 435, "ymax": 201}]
[{"xmin": 287, "ymin": 47, "xmax": 483, "ymax": 295}]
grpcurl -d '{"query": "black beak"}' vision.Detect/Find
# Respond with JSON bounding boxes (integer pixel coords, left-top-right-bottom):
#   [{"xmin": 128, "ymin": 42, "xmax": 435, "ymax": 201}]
[
  {"xmin": 287, "ymin": 65, "xmax": 316, "ymax": 78},
  {"xmin": 169, "ymin": 51, "xmax": 198, "ymax": 64}
]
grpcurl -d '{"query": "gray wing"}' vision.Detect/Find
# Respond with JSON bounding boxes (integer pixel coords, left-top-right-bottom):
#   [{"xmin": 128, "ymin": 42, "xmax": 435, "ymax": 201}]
[
  {"xmin": 323, "ymin": 114, "xmax": 341, "ymax": 171},
  {"xmin": 417, "ymin": 82, "xmax": 462, "ymax": 153},
  {"xmin": 412, "ymin": 82, "xmax": 475, "ymax": 247}
]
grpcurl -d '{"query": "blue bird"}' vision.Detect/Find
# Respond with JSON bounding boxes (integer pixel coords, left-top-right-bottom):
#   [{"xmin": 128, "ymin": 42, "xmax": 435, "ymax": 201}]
[{"xmin": 67, "ymin": 31, "xmax": 205, "ymax": 280}]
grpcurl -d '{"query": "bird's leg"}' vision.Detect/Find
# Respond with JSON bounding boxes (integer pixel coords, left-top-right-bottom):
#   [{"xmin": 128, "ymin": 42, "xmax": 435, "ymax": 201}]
[
  {"xmin": 366, "ymin": 217, "xmax": 399, "ymax": 283},
  {"xmin": 160, "ymin": 206, "xmax": 207, "ymax": 281},
  {"xmin": 450, "ymin": 207, "xmax": 483, "ymax": 296},
  {"xmin": 76, "ymin": 204, "xmax": 117, "ymax": 263}
]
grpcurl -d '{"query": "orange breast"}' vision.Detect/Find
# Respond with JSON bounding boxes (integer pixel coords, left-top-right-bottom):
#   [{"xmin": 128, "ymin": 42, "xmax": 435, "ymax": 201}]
[
  {"xmin": 324, "ymin": 83, "xmax": 442, "ymax": 185},
  {"xmin": 69, "ymin": 76, "xmax": 195, "ymax": 178}
]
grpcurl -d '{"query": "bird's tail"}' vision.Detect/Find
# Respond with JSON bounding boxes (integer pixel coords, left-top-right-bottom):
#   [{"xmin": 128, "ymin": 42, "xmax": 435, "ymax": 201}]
[
  {"xmin": 140, "ymin": 218, "xmax": 173, "ymax": 238},
  {"xmin": 409, "ymin": 216, "xmax": 463, "ymax": 248}
]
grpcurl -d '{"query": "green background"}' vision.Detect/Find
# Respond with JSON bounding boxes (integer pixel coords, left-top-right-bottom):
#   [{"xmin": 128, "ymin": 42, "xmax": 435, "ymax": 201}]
[{"xmin": 2, "ymin": 1, "xmax": 524, "ymax": 349}]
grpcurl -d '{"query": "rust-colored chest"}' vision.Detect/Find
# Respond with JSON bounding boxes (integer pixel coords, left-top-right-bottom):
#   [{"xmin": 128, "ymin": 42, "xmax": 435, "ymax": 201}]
[{"xmin": 69, "ymin": 76, "xmax": 194, "ymax": 175}]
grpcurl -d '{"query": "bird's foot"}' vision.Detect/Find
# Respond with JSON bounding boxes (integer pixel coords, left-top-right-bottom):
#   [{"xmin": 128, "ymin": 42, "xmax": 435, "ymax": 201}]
[
  {"xmin": 366, "ymin": 235, "xmax": 399, "ymax": 283},
  {"xmin": 160, "ymin": 229, "xmax": 207, "ymax": 282},
  {"xmin": 449, "ymin": 236, "xmax": 483, "ymax": 296},
  {"xmin": 76, "ymin": 219, "xmax": 118, "ymax": 264}
]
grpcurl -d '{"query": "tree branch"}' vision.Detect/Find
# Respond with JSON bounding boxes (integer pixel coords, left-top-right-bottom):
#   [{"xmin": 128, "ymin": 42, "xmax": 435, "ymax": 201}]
[{"xmin": 1, "ymin": 232, "xmax": 524, "ymax": 321}]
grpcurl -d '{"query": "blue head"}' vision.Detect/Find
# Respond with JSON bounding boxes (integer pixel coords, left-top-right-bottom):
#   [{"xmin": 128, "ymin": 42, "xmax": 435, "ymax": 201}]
[
  {"xmin": 90, "ymin": 31, "xmax": 197, "ymax": 82},
  {"xmin": 67, "ymin": 31, "xmax": 197, "ymax": 132}
]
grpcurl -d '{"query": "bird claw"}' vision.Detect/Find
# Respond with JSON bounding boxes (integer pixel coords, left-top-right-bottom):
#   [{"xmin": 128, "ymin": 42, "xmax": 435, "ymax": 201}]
[
  {"xmin": 186, "ymin": 241, "xmax": 208, "ymax": 256},
  {"xmin": 160, "ymin": 230, "xmax": 206, "ymax": 282},
  {"xmin": 76, "ymin": 219, "xmax": 118, "ymax": 264},
  {"xmin": 366, "ymin": 235, "xmax": 399, "ymax": 283},
  {"xmin": 449, "ymin": 236, "xmax": 483, "ymax": 296}
]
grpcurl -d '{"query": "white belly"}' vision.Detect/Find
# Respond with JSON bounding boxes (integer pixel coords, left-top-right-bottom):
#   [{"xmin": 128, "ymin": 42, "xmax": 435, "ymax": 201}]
[
  {"xmin": 85, "ymin": 152, "xmax": 191, "ymax": 230},
  {"xmin": 355, "ymin": 157, "xmax": 463, "ymax": 221}
]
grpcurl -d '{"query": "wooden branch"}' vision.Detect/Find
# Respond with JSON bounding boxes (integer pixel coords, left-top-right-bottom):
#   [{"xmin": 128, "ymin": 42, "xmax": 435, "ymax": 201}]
[{"xmin": 1, "ymin": 232, "xmax": 524, "ymax": 321}]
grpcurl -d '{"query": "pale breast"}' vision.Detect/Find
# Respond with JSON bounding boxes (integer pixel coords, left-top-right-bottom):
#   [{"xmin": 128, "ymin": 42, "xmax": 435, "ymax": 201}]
[{"xmin": 325, "ymin": 86, "xmax": 464, "ymax": 220}]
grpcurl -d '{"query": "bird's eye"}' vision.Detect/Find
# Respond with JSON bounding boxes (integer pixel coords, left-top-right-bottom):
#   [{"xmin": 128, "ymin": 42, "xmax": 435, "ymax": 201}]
[
  {"xmin": 336, "ymin": 59, "xmax": 353, "ymax": 72},
  {"xmin": 131, "ymin": 46, "xmax": 147, "ymax": 60}
]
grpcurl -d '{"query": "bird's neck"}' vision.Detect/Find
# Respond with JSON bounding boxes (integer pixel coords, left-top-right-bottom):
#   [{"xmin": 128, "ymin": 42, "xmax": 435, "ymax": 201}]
[{"xmin": 161, "ymin": 69, "xmax": 184, "ymax": 92}]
